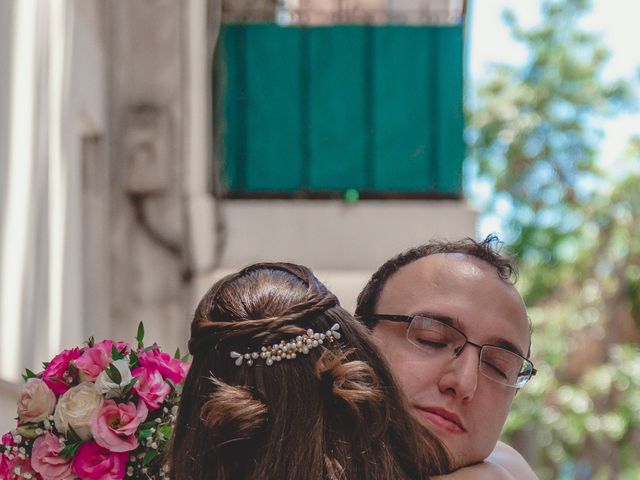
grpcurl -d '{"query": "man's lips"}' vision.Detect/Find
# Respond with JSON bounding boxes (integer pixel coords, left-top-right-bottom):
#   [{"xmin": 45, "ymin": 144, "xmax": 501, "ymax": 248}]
[{"xmin": 415, "ymin": 406, "xmax": 466, "ymax": 434}]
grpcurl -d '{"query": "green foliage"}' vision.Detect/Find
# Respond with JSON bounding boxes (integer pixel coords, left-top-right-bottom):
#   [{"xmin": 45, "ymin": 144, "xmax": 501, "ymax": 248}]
[
  {"xmin": 468, "ymin": 0, "xmax": 633, "ymax": 304},
  {"xmin": 468, "ymin": 0, "xmax": 640, "ymax": 478}
]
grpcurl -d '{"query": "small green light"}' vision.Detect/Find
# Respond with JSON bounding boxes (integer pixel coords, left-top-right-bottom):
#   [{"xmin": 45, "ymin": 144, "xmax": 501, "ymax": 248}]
[{"xmin": 343, "ymin": 188, "xmax": 360, "ymax": 203}]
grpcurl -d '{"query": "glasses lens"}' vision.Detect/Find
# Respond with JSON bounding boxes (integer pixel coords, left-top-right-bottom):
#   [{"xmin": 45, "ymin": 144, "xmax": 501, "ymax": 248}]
[
  {"xmin": 407, "ymin": 317, "xmax": 464, "ymax": 354},
  {"xmin": 480, "ymin": 346, "xmax": 533, "ymax": 387}
]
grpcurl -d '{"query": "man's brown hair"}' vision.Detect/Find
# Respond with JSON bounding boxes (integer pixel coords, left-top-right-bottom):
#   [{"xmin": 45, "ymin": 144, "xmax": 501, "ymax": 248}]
[
  {"xmin": 170, "ymin": 262, "xmax": 451, "ymax": 480},
  {"xmin": 355, "ymin": 235, "xmax": 518, "ymax": 325}
]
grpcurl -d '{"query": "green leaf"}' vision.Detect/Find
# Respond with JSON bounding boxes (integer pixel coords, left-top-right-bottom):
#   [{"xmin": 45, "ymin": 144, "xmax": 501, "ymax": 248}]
[
  {"xmin": 121, "ymin": 377, "xmax": 139, "ymax": 398},
  {"xmin": 106, "ymin": 363, "xmax": 122, "ymax": 385},
  {"xmin": 142, "ymin": 449, "xmax": 158, "ymax": 466},
  {"xmin": 181, "ymin": 353, "xmax": 190, "ymax": 362},
  {"xmin": 111, "ymin": 345, "xmax": 124, "ymax": 361},
  {"xmin": 24, "ymin": 368, "xmax": 38, "ymax": 380},
  {"xmin": 157, "ymin": 424, "xmax": 173, "ymax": 440},
  {"xmin": 85, "ymin": 336, "xmax": 95, "ymax": 348},
  {"xmin": 138, "ymin": 428, "xmax": 154, "ymax": 440},
  {"xmin": 59, "ymin": 442, "xmax": 81, "ymax": 459},
  {"xmin": 136, "ymin": 322, "xmax": 145, "ymax": 348},
  {"xmin": 129, "ymin": 350, "xmax": 139, "ymax": 368},
  {"xmin": 143, "ymin": 344, "xmax": 160, "ymax": 353},
  {"xmin": 174, "ymin": 347, "xmax": 181, "ymax": 359},
  {"xmin": 67, "ymin": 425, "xmax": 82, "ymax": 444}
]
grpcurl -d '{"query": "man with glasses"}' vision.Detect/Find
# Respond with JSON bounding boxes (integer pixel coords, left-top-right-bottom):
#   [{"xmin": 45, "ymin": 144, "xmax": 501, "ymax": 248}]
[{"xmin": 356, "ymin": 235, "xmax": 538, "ymax": 478}]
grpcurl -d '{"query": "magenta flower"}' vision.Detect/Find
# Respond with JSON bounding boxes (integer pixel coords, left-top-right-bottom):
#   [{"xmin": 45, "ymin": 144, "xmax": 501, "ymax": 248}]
[
  {"xmin": 42, "ymin": 347, "xmax": 82, "ymax": 395},
  {"xmin": 90, "ymin": 400, "xmax": 148, "ymax": 452},
  {"xmin": 131, "ymin": 366, "xmax": 171, "ymax": 410},
  {"xmin": 72, "ymin": 441, "xmax": 128, "ymax": 480},
  {"xmin": 0, "ymin": 451, "xmax": 13, "ymax": 479},
  {"xmin": 137, "ymin": 348, "xmax": 189, "ymax": 385},
  {"xmin": 1, "ymin": 432, "xmax": 14, "ymax": 446},
  {"xmin": 31, "ymin": 433, "xmax": 73, "ymax": 479}
]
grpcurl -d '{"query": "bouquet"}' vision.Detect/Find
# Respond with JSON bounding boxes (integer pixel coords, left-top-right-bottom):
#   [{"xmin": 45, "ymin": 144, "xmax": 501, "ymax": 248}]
[{"xmin": 0, "ymin": 323, "xmax": 190, "ymax": 480}]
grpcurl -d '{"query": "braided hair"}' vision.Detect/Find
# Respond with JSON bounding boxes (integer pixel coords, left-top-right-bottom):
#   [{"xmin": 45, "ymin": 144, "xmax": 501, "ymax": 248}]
[{"xmin": 171, "ymin": 262, "xmax": 450, "ymax": 480}]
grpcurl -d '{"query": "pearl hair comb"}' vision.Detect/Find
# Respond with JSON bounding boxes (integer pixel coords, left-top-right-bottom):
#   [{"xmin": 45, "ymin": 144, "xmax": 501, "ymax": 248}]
[{"xmin": 230, "ymin": 323, "xmax": 342, "ymax": 367}]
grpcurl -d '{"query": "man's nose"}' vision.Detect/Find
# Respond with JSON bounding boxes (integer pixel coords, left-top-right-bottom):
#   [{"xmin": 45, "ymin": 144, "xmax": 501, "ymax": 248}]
[{"xmin": 437, "ymin": 343, "xmax": 479, "ymax": 400}]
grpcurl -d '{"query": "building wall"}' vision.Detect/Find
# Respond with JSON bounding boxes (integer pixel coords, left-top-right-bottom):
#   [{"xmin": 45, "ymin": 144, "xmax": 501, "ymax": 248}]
[{"xmin": 0, "ymin": 0, "xmax": 476, "ymax": 433}]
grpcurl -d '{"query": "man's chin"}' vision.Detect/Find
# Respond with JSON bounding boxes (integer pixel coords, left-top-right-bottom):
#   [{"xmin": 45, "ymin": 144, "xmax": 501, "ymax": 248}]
[{"xmin": 436, "ymin": 439, "xmax": 490, "ymax": 470}]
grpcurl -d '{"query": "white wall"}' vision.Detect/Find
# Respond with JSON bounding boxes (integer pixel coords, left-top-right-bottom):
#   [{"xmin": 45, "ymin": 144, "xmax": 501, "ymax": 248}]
[{"xmin": 0, "ymin": 0, "xmax": 110, "ymax": 427}]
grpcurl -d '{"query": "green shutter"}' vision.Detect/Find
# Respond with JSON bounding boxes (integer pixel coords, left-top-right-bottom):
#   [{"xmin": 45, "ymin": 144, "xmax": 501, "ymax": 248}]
[{"xmin": 217, "ymin": 24, "xmax": 464, "ymax": 197}]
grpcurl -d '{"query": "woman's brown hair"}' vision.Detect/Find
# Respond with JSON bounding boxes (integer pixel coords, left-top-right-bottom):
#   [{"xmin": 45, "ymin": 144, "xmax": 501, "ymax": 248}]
[{"xmin": 171, "ymin": 262, "xmax": 450, "ymax": 480}]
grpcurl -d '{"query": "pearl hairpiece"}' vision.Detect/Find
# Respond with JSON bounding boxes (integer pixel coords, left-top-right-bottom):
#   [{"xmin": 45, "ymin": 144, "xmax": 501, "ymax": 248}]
[{"xmin": 230, "ymin": 323, "xmax": 342, "ymax": 367}]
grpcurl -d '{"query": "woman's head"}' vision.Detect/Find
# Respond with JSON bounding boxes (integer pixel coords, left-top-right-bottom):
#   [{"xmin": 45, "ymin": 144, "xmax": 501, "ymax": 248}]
[{"xmin": 172, "ymin": 262, "xmax": 450, "ymax": 480}]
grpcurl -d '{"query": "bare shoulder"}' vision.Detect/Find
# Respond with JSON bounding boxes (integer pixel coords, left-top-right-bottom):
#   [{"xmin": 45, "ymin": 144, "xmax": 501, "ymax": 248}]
[{"xmin": 484, "ymin": 441, "xmax": 538, "ymax": 480}]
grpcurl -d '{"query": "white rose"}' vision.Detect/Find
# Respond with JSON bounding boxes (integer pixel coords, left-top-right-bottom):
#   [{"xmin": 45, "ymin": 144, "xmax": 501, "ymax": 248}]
[
  {"xmin": 94, "ymin": 359, "xmax": 133, "ymax": 399},
  {"xmin": 53, "ymin": 382, "xmax": 103, "ymax": 440},
  {"xmin": 17, "ymin": 378, "xmax": 56, "ymax": 423}
]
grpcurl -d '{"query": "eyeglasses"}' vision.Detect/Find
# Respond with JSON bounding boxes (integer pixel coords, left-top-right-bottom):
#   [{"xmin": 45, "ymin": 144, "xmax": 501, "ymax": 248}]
[{"xmin": 367, "ymin": 314, "xmax": 537, "ymax": 388}]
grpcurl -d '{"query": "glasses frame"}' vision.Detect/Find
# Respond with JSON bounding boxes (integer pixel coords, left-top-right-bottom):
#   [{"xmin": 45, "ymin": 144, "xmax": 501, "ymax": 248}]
[{"xmin": 364, "ymin": 314, "xmax": 537, "ymax": 388}]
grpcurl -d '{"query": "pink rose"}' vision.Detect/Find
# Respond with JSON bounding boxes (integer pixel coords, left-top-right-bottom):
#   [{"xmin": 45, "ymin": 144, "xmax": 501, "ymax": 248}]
[
  {"xmin": 90, "ymin": 400, "xmax": 147, "ymax": 452},
  {"xmin": 72, "ymin": 441, "xmax": 127, "ymax": 480},
  {"xmin": 75, "ymin": 341, "xmax": 130, "ymax": 382},
  {"xmin": 137, "ymin": 348, "xmax": 189, "ymax": 385},
  {"xmin": 31, "ymin": 433, "xmax": 73, "ymax": 479},
  {"xmin": 131, "ymin": 366, "xmax": 171, "ymax": 410},
  {"xmin": 17, "ymin": 378, "xmax": 57, "ymax": 423},
  {"xmin": 43, "ymin": 348, "xmax": 82, "ymax": 395}
]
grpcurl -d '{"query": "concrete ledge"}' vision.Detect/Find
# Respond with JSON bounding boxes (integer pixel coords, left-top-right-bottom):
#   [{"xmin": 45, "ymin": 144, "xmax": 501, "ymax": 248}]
[{"xmin": 219, "ymin": 199, "xmax": 477, "ymax": 270}]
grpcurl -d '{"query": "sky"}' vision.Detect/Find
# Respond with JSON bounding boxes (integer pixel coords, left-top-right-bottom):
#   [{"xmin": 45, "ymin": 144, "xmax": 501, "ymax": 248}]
[{"xmin": 465, "ymin": 0, "xmax": 640, "ymax": 238}]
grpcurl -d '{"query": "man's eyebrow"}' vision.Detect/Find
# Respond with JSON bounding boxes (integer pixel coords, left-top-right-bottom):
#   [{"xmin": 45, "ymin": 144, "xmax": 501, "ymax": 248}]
[
  {"xmin": 413, "ymin": 311, "xmax": 463, "ymax": 330},
  {"xmin": 413, "ymin": 311, "xmax": 525, "ymax": 357},
  {"xmin": 488, "ymin": 337, "xmax": 525, "ymax": 357}
]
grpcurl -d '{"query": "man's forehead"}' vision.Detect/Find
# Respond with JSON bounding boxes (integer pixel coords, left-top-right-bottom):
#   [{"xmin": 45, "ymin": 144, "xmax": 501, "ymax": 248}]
[
  {"xmin": 381, "ymin": 253, "xmax": 524, "ymax": 307},
  {"xmin": 377, "ymin": 253, "xmax": 530, "ymax": 351}
]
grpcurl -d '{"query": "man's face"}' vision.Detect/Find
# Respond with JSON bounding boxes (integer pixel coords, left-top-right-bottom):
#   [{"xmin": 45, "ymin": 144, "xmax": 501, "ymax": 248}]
[{"xmin": 371, "ymin": 253, "xmax": 530, "ymax": 467}]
